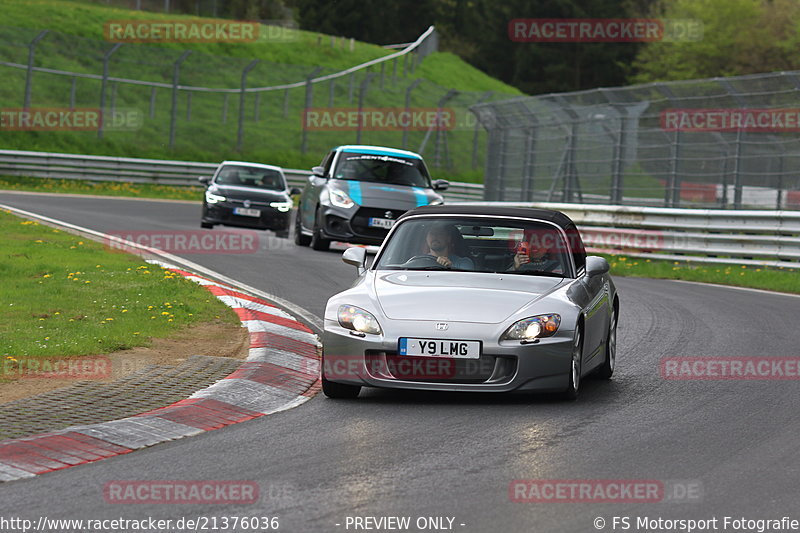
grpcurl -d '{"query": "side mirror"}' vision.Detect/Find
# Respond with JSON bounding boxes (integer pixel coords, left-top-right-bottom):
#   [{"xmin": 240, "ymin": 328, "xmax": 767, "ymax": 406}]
[
  {"xmin": 585, "ymin": 256, "xmax": 610, "ymax": 277},
  {"xmin": 198, "ymin": 176, "xmax": 210, "ymax": 185},
  {"xmin": 311, "ymin": 166, "xmax": 326, "ymax": 178},
  {"xmin": 289, "ymin": 187, "xmax": 302, "ymax": 196},
  {"xmin": 342, "ymin": 247, "xmax": 367, "ymax": 274},
  {"xmin": 432, "ymin": 179, "xmax": 449, "ymax": 191}
]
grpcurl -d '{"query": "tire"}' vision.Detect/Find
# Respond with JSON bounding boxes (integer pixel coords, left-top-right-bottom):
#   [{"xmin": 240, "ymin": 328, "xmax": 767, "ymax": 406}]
[
  {"xmin": 597, "ymin": 305, "xmax": 617, "ymax": 379},
  {"xmin": 294, "ymin": 208, "xmax": 311, "ymax": 246},
  {"xmin": 201, "ymin": 222, "xmax": 214, "ymax": 229},
  {"xmin": 322, "ymin": 376, "xmax": 361, "ymax": 399},
  {"xmin": 310, "ymin": 209, "xmax": 331, "ymax": 251},
  {"xmin": 561, "ymin": 326, "xmax": 583, "ymax": 401}
]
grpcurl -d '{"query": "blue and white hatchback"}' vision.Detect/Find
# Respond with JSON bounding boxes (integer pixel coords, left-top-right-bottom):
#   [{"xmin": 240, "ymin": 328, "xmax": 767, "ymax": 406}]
[{"xmin": 295, "ymin": 145, "xmax": 449, "ymax": 250}]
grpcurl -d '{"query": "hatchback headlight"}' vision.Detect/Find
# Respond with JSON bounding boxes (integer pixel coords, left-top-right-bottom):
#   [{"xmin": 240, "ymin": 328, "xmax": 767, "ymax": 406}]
[
  {"xmin": 501, "ymin": 314, "xmax": 561, "ymax": 341},
  {"xmin": 338, "ymin": 305, "xmax": 382, "ymax": 335},
  {"xmin": 269, "ymin": 200, "xmax": 293, "ymax": 212},
  {"xmin": 205, "ymin": 190, "xmax": 226, "ymax": 204},
  {"xmin": 329, "ymin": 189, "xmax": 355, "ymax": 209}
]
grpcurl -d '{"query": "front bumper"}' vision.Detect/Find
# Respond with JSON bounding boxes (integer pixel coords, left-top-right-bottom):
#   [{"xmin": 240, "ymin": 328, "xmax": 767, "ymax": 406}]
[
  {"xmin": 318, "ymin": 205, "xmax": 408, "ymax": 245},
  {"xmin": 203, "ymin": 203, "xmax": 290, "ymax": 230},
  {"xmin": 321, "ymin": 319, "xmax": 573, "ymax": 393}
]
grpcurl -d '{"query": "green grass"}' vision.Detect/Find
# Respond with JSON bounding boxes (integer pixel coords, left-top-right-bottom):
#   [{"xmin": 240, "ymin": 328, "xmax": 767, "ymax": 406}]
[
  {"xmin": 601, "ymin": 253, "xmax": 800, "ymax": 294},
  {"xmin": 0, "ymin": 209, "xmax": 236, "ymax": 377},
  {"xmin": 0, "ymin": 0, "xmax": 521, "ymax": 182},
  {"xmin": 0, "ymin": 175, "xmax": 203, "ymax": 201}
]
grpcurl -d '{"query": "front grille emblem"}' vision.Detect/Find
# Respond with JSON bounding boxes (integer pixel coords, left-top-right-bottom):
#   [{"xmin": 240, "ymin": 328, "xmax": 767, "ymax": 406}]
[
  {"xmin": 435, "ymin": 322, "xmax": 449, "ymax": 331},
  {"xmin": 385, "ymin": 210, "xmax": 394, "ymax": 219},
  {"xmin": 243, "ymin": 200, "xmax": 251, "ymax": 208}
]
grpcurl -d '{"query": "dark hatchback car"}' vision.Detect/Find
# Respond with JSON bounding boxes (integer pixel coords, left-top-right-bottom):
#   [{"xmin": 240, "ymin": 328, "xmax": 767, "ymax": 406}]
[
  {"xmin": 200, "ymin": 161, "xmax": 300, "ymax": 237},
  {"xmin": 295, "ymin": 145, "xmax": 449, "ymax": 250}
]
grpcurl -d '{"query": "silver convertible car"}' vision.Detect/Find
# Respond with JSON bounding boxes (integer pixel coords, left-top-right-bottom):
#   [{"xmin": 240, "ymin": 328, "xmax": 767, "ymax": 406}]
[{"xmin": 321, "ymin": 205, "xmax": 619, "ymax": 400}]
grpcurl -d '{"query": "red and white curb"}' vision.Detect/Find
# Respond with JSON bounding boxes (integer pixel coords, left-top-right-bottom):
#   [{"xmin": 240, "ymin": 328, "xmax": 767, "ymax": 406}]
[{"xmin": 0, "ymin": 263, "xmax": 321, "ymax": 483}]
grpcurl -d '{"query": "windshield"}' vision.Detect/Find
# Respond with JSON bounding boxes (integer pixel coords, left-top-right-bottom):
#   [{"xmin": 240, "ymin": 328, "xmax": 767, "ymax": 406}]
[
  {"xmin": 374, "ymin": 217, "xmax": 573, "ymax": 277},
  {"xmin": 214, "ymin": 165, "xmax": 285, "ymax": 190},
  {"xmin": 333, "ymin": 152, "xmax": 430, "ymax": 187}
]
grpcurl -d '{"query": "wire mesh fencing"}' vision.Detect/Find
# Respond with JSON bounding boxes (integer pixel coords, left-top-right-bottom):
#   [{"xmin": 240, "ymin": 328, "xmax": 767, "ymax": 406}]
[
  {"xmin": 472, "ymin": 71, "xmax": 800, "ymax": 209},
  {"xmin": 0, "ymin": 24, "xmax": 501, "ymax": 179}
]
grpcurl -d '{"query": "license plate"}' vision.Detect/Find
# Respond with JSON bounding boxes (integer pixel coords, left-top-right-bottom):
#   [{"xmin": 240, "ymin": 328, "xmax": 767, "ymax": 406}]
[
  {"xmin": 398, "ymin": 338, "xmax": 481, "ymax": 359},
  {"xmin": 369, "ymin": 217, "xmax": 395, "ymax": 229},
  {"xmin": 234, "ymin": 207, "xmax": 261, "ymax": 217}
]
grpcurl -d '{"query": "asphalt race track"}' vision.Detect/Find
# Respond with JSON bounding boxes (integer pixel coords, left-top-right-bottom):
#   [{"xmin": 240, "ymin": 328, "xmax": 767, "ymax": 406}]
[{"xmin": 1, "ymin": 192, "xmax": 799, "ymax": 532}]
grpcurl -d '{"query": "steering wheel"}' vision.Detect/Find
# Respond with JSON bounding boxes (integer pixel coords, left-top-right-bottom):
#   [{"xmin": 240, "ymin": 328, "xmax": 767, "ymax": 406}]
[{"xmin": 401, "ymin": 254, "xmax": 446, "ymax": 268}]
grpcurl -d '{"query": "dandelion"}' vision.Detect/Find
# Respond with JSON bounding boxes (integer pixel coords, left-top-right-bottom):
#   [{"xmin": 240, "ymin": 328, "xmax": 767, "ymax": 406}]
[
  {"xmin": 95, "ymin": 265, "xmax": 101, "ymax": 268},
  {"xmin": 84, "ymin": 280, "xmax": 91, "ymax": 284},
  {"xmin": 77, "ymin": 241, "xmax": 84, "ymax": 245},
  {"xmin": 122, "ymin": 309, "xmax": 128, "ymax": 313},
  {"xmin": 105, "ymin": 318, "xmax": 114, "ymax": 321},
  {"xmin": 34, "ymin": 239, "xmax": 44, "ymax": 244},
  {"xmin": 43, "ymin": 274, "xmax": 51, "ymax": 278},
  {"xmin": 161, "ymin": 311, "xmax": 169, "ymax": 316}
]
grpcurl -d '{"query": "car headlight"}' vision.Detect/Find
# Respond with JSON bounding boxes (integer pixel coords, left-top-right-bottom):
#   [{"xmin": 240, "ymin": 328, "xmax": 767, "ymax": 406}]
[
  {"xmin": 429, "ymin": 198, "xmax": 444, "ymax": 206},
  {"xmin": 338, "ymin": 305, "xmax": 382, "ymax": 335},
  {"xmin": 329, "ymin": 189, "xmax": 355, "ymax": 209},
  {"xmin": 269, "ymin": 200, "xmax": 293, "ymax": 212},
  {"xmin": 205, "ymin": 190, "xmax": 226, "ymax": 204},
  {"xmin": 501, "ymin": 314, "xmax": 561, "ymax": 341}
]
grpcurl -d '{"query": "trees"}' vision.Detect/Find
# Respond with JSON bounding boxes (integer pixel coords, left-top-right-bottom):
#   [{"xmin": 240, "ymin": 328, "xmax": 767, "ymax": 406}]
[{"xmin": 631, "ymin": 0, "xmax": 800, "ymax": 83}]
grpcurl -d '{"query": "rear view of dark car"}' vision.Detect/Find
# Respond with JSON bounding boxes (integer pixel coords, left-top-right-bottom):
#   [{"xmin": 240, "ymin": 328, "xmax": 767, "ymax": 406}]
[{"xmin": 200, "ymin": 161, "xmax": 300, "ymax": 238}]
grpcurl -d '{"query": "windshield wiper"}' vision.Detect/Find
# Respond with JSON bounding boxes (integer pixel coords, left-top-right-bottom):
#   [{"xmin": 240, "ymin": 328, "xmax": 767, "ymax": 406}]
[{"xmin": 506, "ymin": 270, "xmax": 566, "ymax": 278}]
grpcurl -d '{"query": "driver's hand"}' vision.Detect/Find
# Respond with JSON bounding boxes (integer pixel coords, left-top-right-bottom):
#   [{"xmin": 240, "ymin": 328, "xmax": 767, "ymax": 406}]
[
  {"xmin": 435, "ymin": 256, "xmax": 452, "ymax": 268},
  {"xmin": 514, "ymin": 252, "xmax": 529, "ymax": 269}
]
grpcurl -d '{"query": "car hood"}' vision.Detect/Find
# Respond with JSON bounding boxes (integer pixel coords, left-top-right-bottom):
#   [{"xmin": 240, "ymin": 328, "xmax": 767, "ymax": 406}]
[
  {"xmin": 333, "ymin": 179, "xmax": 438, "ymax": 209},
  {"xmin": 211, "ymin": 184, "xmax": 288, "ymax": 201},
  {"xmin": 373, "ymin": 271, "xmax": 566, "ymax": 323}
]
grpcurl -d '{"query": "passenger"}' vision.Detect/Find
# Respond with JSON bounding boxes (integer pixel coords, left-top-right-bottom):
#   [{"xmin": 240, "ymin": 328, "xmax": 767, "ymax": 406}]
[{"xmin": 509, "ymin": 229, "xmax": 564, "ymax": 274}]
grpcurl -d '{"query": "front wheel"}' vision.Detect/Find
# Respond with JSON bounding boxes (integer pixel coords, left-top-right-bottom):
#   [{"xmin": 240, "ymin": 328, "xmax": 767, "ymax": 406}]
[
  {"xmin": 310, "ymin": 210, "xmax": 331, "ymax": 251},
  {"xmin": 294, "ymin": 208, "xmax": 311, "ymax": 246},
  {"xmin": 597, "ymin": 306, "xmax": 617, "ymax": 379},
  {"xmin": 322, "ymin": 376, "xmax": 361, "ymax": 399},
  {"xmin": 561, "ymin": 326, "xmax": 583, "ymax": 401}
]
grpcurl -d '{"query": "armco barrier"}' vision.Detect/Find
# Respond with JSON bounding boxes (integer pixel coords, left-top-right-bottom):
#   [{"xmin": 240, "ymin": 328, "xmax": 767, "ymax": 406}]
[
  {"xmin": 1, "ymin": 150, "xmax": 797, "ymax": 269},
  {"xmin": 462, "ymin": 202, "xmax": 800, "ymax": 270},
  {"xmin": 0, "ymin": 149, "xmax": 483, "ymax": 201}
]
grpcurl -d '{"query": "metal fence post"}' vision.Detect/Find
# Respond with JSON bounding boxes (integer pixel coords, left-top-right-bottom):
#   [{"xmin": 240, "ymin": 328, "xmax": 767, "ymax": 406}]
[
  {"xmin": 236, "ymin": 59, "xmax": 259, "ymax": 152},
  {"xmin": 254, "ymin": 92, "xmax": 260, "ymax": 121},
  {"xmin": 69, "ymin": 77, "xmax": 76, "ymax": 110},
  {"xmin": 348, "ymin": 72, "xmax": 355, "ymax": 104},
  {"xmin": 610, "ymin": 107, "xmax": 628, "ymax": 204},
  {"xmin": 655, "ymin": 85, "xmax": 681, "ymax": 207},
  {"xmin": 23, "ymin": 30, "xmax": 49, "ymax": 108},
  {"xmin": 328, "ymin": 79, "xmax": 335, "ymax": 107},
  {"xmin": 471, "ymin": 91, "xmax": 493, "ymax": 169},
  {"xmin": 98, "ymin": 42, "xmax": 122, "ymax": 139},
  {"xmin": 356, "ymin": 73, "xmax": 376, "ymax": 145},
  {"xmin": 300, "ymin": 67, "xmax": 323, "ymax": 154},
  {"xmin": 168, "ymin": 50, "xmax": 191, "ymax": 149},
  {"xmin": 402, "ymin": 79, "xmax": 422, "ymax": 149}
]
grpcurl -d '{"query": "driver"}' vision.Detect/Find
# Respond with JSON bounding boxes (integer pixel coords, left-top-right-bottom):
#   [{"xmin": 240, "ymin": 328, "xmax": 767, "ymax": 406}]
[
  {"xmin": 509, "ymin": 229, "xmax": 564, "ymax": 274},
  {"xmin": 423, "ymin": 223, "xmax": 474, "ymax": 270}
]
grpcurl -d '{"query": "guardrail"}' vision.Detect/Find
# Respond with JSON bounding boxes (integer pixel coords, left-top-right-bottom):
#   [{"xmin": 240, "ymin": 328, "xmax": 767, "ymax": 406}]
[
  {"xmin": 0, "ymin": 149, "xmax": 484, "ymax": 201},
  {"xmin": 470, "ymin": 202, "xmax": 800, "ymax": 269},
  {"xmin": 1, "ymin": 149, "xmax": 796, "ymax": 269}
]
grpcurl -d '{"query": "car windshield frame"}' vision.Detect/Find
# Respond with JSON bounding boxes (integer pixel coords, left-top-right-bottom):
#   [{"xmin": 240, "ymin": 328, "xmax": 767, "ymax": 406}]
[
  {"xmin": 371, "ymin": 214, "xmax": 577, "ymax": 278},
  {"xmin": 213, "ymin": 164, "xmax": 286, "ymax": 191},
  {"xmin": 332, "ymin": 151, "xmax": 432, "ymax": 188}
]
